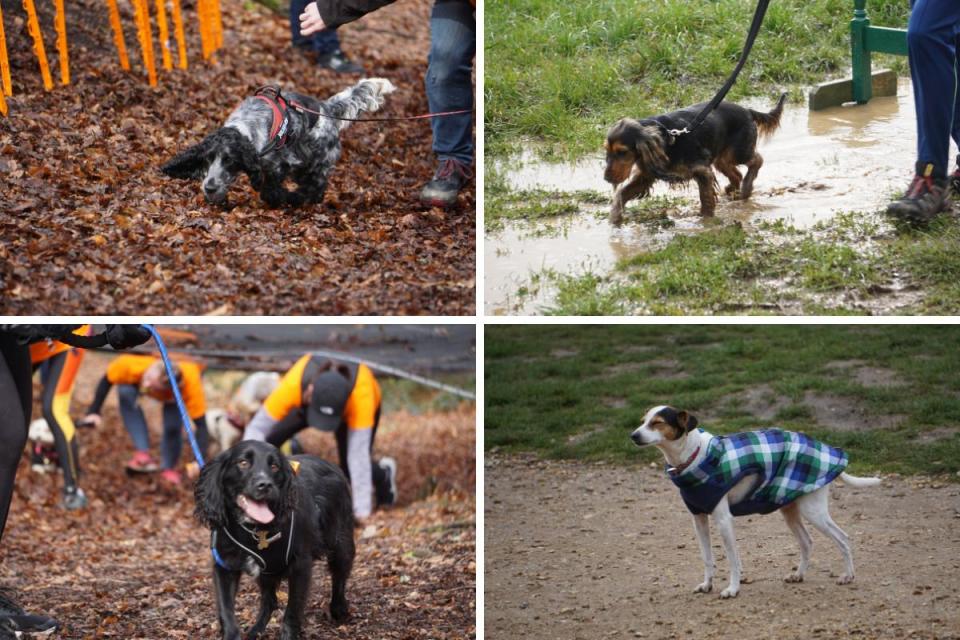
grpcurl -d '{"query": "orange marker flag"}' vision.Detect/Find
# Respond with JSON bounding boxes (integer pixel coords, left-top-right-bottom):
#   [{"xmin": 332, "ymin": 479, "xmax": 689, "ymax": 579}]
[
  {"xmin": 23, "ymin": 0, "xmax": 53, "ymax": 91},
  {"xmin": 212, "ymin": 0, "xmax": 223, "ymax": 50},
  {"xmin": 0, "ymin": 89, "xmax": 7, "ymax": 117},
  {"xmin": 170, "ymin": 0, "xmax": 187, "ymax": 69},
  {"xmin": 0, "ymin": 3, "xmax": 12, "ymax": 97},
  {"xmin": 106, "ymin": 0, "xmax": 131, "ymax": 71},
  {"xmin": 155, "ymin": 0, "xmax": 172, "ymax": 71},
  {"xmin": 54, "ymin": 0, "xmax": 69, "ymax": 85},
  {"xmin": 197, "ymin": 0, "xmax": 212, "ymax": 61},
  {"xmin": 132, "ymin": 0, "xmax": 157, "ymax": 86}
]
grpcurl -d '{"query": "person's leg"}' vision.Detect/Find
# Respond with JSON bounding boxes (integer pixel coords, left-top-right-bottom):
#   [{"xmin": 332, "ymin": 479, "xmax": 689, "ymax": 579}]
[
  {"xmin": 117, "ymin": 385, "xmax": 159, "ymax": 472},
  {"xmin": 39, "ymin": 351, "xmax": 86, "ymax": 508},
  {"xmin": 289, "ymin": 0, "xmax": 312, "ymax": 49},
  {"xmin": 420, "ymin": 0, "xmax": 475, "ymax": 207},
  {"xmin": 0, "ymin": 336, "xmax": 59, "ymax": 633},
  {"xmin": 950, "ymin": 25, "xmax": 960, "ymax": 188},
  {"xmin": 0, "ymin": 337, "xmax": 31, "ymax": 543},
  {"xmin": 335, "ymin": 422, "xmax": 350, "ymax": 479},
  {"xmin": 889, "ymin": 0, "xmax": 960, "ymax": 219},
  {"xmin": 369, "ymin": 406, "xmax": 396, "ymax": 506},
  {"xmin": 160, "ymin": 402, "xmax": 183, "ymax": 472}
]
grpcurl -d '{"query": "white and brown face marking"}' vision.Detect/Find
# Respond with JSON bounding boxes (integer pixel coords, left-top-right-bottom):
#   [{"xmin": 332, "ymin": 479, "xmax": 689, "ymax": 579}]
[{"xmin": 630, "ymin": 405, "xmax": 698, "ymax": 446}]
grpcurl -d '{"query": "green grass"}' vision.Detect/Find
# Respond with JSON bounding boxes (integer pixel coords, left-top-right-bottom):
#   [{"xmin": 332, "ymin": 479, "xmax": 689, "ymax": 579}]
[
  {"xmin": 486, "ymin": 0, "xmax": 910, "ymax": 157},
  {"xmin": 485, "ymin": 325, "xmax": 960, "ymax": 478}
]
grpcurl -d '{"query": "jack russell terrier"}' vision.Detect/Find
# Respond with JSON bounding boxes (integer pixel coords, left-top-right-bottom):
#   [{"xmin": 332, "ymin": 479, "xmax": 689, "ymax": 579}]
[{"xmin": 631, "ymin": 405, "xmax": 881, "ymax": 598}]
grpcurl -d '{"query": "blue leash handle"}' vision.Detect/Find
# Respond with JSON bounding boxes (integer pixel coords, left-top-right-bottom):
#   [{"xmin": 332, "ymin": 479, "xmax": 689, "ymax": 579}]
[{"xmin": 141, "ymin": 324, "xmax": 206, "ymax": 469}]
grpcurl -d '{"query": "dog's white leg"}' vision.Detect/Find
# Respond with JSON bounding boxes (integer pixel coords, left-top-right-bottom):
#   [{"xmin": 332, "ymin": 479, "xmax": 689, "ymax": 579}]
[
  {"xmin": 797, "ymin": 488, "xmax": 855, "ymax": 584},
  {"xmin": 711, "ymin": 497, "xmax": 741, "ymax": 598},
  {"xmin": 691, "ymin": 513, "xmax": 715, "ymax": 593},
  {"xmin": 780, "ymin": 502, "xmax": 813, "ymax": 583}
]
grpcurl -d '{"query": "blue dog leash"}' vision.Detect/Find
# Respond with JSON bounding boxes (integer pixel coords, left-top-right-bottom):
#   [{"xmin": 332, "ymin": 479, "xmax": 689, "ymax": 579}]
[{"xmin": 140, "ymin": 324, "xmax": 206, "ymax": 469}]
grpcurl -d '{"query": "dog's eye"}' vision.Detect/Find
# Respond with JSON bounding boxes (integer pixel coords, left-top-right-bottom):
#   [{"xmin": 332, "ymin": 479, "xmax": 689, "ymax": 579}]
[
  {"xmin": 270, "ymin": 464, "xmax": 280, "ymax": 473},
  {"xmin": 238, "ymin": 459, "xmax": 250, "ymax": 469}
]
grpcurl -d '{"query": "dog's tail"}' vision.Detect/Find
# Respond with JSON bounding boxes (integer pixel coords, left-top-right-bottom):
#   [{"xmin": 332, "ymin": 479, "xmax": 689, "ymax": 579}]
[
  {"xmin": 749, "ymin": 92, "xmax": 787, "ymax": 138},
  {"xmin": 323, "ymin": 77, "xmax": 396, "ymax": 132},
  {"xmin": 839, "ymin": 471, "xmax": 882, "ymax": 488}
]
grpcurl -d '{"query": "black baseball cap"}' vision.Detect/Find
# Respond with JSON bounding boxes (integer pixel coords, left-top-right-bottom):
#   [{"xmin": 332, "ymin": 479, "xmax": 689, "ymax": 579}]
[{"xmin": 306, "ymin": 370, "xmax": 352, "ymax": 431}]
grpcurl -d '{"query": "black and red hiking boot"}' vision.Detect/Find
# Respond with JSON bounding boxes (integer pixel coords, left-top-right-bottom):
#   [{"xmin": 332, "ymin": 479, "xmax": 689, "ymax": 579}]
[
  {"xmin": 886, "ymin": 162, "xmax": 949, "ymax": 223},
  {"xmin": 419, "ymin": 158, "xmax": 472, "ymax": 208}
]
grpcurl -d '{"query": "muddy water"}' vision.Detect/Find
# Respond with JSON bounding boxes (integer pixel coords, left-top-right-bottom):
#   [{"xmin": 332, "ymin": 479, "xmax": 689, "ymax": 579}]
[{"xmin": 486, "ymin": 80, "xmax": 936, "ymax": 315}]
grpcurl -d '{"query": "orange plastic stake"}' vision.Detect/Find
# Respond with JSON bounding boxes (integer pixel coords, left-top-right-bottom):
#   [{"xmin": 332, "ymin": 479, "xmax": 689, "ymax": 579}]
[
  {"xmin": 23, "ymin": 0, "xmax": 53, "ymax": 91},
  {"xmin": 54, "ymin": 0, "xmax": 69, "ymax": 85},
  {"xmin": 169, "ymin": 0, "xmax": 187, "ymax": 69},
  {"xmin": 132, "ymin": 0, "xmax": 157, "ymax": 86},
  {"xmin": 0, "ymin": 89, "xmax": 7, "ymax": 116},
  {"xmin": 0, "ymin": 3, "xmax": 12, "ymax": 97},
  {"xmin": 212, "ymin": 0, "xmax": 223, "ymax": 50},
  {"xmin": 197, "ymin": 0, "xmax": 212, "ymax": 61},
  {"xmin": 154, "ymin": 0, "xmax": 172, "ymax": 71},
  {"xmin": 106, "ymin": 0, "xmax": 131, "ymax": 71}
]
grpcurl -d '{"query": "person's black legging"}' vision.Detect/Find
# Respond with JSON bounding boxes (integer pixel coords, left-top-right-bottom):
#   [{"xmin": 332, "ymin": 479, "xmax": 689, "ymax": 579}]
[
  {"xmin": 36, "ymin": 352, "xmax": 81, "ymax": 492},
  {"xmin": 0, "ymin": 335, "xmax": 34, "ymax": 544},
  {"xmin": 334, "ymin": 407, "xmax": 391, "ymax": 505}
]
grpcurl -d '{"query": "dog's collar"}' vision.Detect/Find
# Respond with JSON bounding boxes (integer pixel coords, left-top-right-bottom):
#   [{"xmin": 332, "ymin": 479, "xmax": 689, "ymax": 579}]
[
  {"xmin": 254, "ymin": 85, "xmax": 292, "ymax": 157},
  {"xmin": 211, "ymin": 511, "xmax": 296, "ymax": 575},
  {"xmin": 668, "ymin": 445, "xmax": 701, "ymax": 475}
]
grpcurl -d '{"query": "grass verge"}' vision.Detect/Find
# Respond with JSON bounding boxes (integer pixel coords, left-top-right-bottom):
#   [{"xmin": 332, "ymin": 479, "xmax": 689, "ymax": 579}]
[
  {"xmin": 485, "ymin": 325, "xmax": 960, "ymax": 478},
  {"xmin": 486, "ymin": 0, "xmax": 910, "ymax": 157}
]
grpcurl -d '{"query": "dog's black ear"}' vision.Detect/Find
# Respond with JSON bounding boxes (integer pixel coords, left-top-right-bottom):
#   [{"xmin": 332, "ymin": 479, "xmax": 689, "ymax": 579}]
[
  {"xmin": 677, "ymin": 410, "xmax": 699, "ymax": 433},
  {"xmin": 194, "ymin": 450, "xmax": 229, "ymax": 527},
  {"xmin": 635, "ymin": 125, "xmax": 670, "ymax": 171},
  {"xmin": 230, "ymin": 131, "xmax": 263, "ymax": 189},
  {"xmin": 277, "ymin": 455, "xmax": 299, "ymax": 517},
  {"xmin": 161, "ymin": 131, "xmax": 221, "ymax": 179}
]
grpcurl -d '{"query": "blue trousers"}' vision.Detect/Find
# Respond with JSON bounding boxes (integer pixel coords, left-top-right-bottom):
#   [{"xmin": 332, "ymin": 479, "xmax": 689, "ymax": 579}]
[
  {"xmin": 427, "ymin": 0, "xmax": 475, "ymax": 165},
  {"xmin": 117, "ymin": 385, "xmax": 183, "ymax": 470},
  {"xmin": 290, "ymin": 0, "xmax": 341, "ymax": 55},
  {"xmin": 908, "ymin": 0, "xmax": 960, "ymax": 177}
]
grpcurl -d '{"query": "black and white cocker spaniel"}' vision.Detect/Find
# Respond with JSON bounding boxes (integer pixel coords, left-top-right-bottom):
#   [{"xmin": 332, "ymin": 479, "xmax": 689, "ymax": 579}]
[{"xmin": 162, "ymin": 78, "xmax": 395, "ymax": 208}]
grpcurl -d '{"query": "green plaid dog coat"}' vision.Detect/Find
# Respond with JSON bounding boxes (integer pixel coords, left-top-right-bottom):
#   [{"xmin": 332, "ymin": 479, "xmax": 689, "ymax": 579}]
[{"xmin": 668, "ymin": 429, "xmax": 848, "ymax": 516}]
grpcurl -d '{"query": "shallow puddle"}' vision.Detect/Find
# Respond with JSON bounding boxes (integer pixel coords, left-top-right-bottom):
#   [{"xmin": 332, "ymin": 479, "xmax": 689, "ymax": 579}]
[{"xmin": 486, "ymin": 79, "xmax": 944, "ymax": 315}]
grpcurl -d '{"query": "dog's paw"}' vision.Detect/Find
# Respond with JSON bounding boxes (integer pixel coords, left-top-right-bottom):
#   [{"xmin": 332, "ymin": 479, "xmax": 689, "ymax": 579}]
[
  {"xmin": 362, "ymin": 77, "xmax": 397, "ymax": 96},
  {"xmin": 693, "ymin": 581, "xmax": 712, "ymax": 594},
  {"xmin": 719, "ymin": 586, "xmax": 739, "ymax": 599},
  {"xmin": 784, "ymin": 572, "xmax": 804, "ymax": 583},
  {"xmin": 836, "ymin": 574, "xmax": 854, "ymax": 585},
  {"xmin": 329, "ymin": 598, "xmax": 350, "ymax": 623}
]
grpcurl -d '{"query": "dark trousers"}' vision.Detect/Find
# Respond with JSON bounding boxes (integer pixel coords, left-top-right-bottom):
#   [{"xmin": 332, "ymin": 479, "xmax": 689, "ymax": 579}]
[
  {"xmin": 908, "ymin": 0, "xmax": 960, "ymax": 176},
  {"xmin": 0, "ymin": 336, "xmax": 32, "ymax": 544},
  {"xmin": 426, "ymin": 0, "xmax": 476, "ymax": 165},
  {"xmin": 37, "ymin": 352, "xmax": 82, "ymax": 491},
  {"xmin": 290, "ymin": 0, "xmax": 342, "ymax": 54}
]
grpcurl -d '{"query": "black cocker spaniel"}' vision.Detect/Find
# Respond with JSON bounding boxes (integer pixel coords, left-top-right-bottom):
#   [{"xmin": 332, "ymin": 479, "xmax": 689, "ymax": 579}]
[{"xmin": 195, "ymin": 440, "xmax": 355, "ymax": 640}]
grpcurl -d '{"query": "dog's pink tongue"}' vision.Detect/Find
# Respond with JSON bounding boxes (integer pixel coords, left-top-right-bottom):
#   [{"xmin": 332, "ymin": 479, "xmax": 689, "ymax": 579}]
[{"xmin": 238, "ymin": 495, "xmax": 275, "ymax": 524}]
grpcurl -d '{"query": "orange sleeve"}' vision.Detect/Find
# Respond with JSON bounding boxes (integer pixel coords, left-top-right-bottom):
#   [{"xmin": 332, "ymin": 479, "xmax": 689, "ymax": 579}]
[
  {"xmin": 180, "ymin": 362, "xmax": 207, "ymax": 419},
  {"xmin": 262, "ymin": 354, "xmax": 311, "ymax": 421},
  {"xmin": 343, "ymin": 364, "xmax": 380, "ymax": 430},
  {"xmin": 28, "ymin": 324, "xmax": 91, "ymax": 364},
  {"xmin": 106, "ymin": 354, "xmax": 153, "ymax": 386}
]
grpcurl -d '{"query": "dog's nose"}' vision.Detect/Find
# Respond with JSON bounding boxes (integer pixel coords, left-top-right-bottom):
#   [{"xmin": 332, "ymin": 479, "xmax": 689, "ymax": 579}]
[
  {"xmin": 255, "ymin": 479, "xmax": 272, "ymax": 493},
  {"xmin": 631, "ymin": 431, "xmax": 644, "ymax": 445},
  {"xmin": 203, "ymin": 182, "xmax": 217, "ymax": 196}
]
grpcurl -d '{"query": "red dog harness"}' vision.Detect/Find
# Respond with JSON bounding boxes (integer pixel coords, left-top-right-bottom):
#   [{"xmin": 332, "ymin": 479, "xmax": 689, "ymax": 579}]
[{"xmin": 253, "ymin": 85, "xmax": 292, "ymax": 157}]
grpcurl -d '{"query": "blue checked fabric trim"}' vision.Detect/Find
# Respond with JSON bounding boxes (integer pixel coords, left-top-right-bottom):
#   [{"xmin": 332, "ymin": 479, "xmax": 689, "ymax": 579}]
[{"xmin": 669, "ymin": 429, "xmax": 848, "ymax": 515}]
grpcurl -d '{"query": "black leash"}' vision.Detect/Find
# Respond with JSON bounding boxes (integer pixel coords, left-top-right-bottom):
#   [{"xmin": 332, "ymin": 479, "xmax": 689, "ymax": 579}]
[{"xmin": 669, "ymin": 0, "xmax": 771, "ymax": 137}]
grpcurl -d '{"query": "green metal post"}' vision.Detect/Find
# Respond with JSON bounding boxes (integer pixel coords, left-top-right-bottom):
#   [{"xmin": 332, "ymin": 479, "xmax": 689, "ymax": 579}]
[{"xmin": 851, "ymin": 0, "xmax": 871, "ymax": 104}]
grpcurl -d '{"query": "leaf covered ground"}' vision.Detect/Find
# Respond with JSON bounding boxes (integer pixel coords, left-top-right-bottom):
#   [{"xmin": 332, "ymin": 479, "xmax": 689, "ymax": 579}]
[
  {"xmin": 0, "ymin": 0, "xmax": 475, "ymax": 314},
  {"xmin": 2, "ymin": 353, "xmax": 476, "ymax": 638}
]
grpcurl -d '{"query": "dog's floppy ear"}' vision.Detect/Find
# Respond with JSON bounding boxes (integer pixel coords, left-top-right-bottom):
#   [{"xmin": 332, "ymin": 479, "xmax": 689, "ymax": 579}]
[
  {"xmin": 635, "ymin": 125, "xmax": 670, "ymax": 171},
  {"xmin": 277, "ymin": 454, "xmax": 299, "ymax": 517},
  {"xmin": 677, "ymin": 410, "xmax": 699, "ymax": 433},
  {"xmin": 227, "ymin": 129, "xmax": 264, "ymax": 189},
  {"xmin": 161, "ymin": 131, "xmax": 222, "ymax": 179},
  {"xmin": 194, "ymin": 449, "xmax": 229, "ymax": 527}
]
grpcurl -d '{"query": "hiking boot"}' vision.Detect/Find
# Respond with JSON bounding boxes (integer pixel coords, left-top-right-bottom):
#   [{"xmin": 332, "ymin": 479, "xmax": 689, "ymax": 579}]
[
  {"xmin": 887, "ymin": 162, "xmax": 949, "ymax": 223},
  {"xmin": 419, "ymin": 158, "xmax": 472, "ymax": 208},
  {"xmin": 375, "ymin": 457, "xmax": 397, "ymax": 507},
  {"xmin": 160, "ymin": 469, "xmax": 182, "ymax": 486},
  {"xmin": 316, "ymin": 49, "xmax": 363, "ymax": 74},
  {"xmin": 0, "ymin": 591, "xmax": 59, "ymax": 636},
  {"xmin": 125, "ymin": 451, "xmax": 160, "ymax": 474},
  {"xmin": 62, "ymin": 486, "xmax": 88, "ymax": 511}
]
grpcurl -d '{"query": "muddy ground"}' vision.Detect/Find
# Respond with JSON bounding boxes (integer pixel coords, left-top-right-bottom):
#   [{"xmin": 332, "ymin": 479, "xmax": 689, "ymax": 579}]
[
  {"xmin": 0, "ymin": 0, "xmax": 474, "ymax": 315},
  {"xmin": 1, "ymin": 353, "xmax": 476, "ymax": 639},
  {"xmin": 485, "ymin": 455, "xmax": 960, "ymax": 640}
]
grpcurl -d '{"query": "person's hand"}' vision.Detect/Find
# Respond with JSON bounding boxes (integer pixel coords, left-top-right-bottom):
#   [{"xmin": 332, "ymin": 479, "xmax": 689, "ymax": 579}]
[
  {"xmin": 299, "ymin": 2, "xmax": 327, "ymax": 36},
  {"xmin": 79, "ymin": 414, "xmax": 102, "ymax": 429},
  {"xmin": 105, "ymin": 325, "xmax": 152, "ymax": 350}
]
